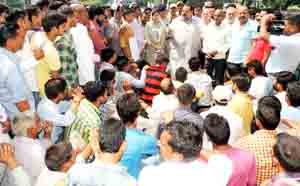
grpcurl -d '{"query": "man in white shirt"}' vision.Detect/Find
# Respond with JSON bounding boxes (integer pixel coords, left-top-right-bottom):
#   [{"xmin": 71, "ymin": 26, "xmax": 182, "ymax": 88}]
[
  {"xmin": 274, "ymin": 71, "xmax": 295, "ymax": 108},
  {"xmin": 261, "ymin": 14, "xmax": 300, "ymax": 74},
  {"xmin": 138, "ymin": 120, "xmax": 232, "ymax": 186},
  {"xmin": 168, "ymin": 4, "xmax": 202, "ymax": 77},
  {"xmin": 203, "ymin": 9, "xmax": 231, "ymax": 85},
  {"xmin": 71, "ymin": 4, "xmax": 96, "ymax": 85},
  {"xmin": 227, "ymin": 6, "xmax": 258, "ymax": 75},
  {"xmin": 11, "ymin": 113, "xmax": 52, "ymax": 185},
  {"xmin": 247, "ymin": 61, "xmax": 273, "ymax": 100},
  {"xmin": 142, "ymin": 78, "xmax": 179, "ymax": 121},
  {"xmin": 201, "ymin": 85, "xmax": 243, "ymax": 147},
  {"xmin": 37, "ymin": 78, "xmax": 83, "ymax": 144},
  {"xmin": 279, "ymin": 81, "xmax": 300, "ymax": 131},
  {"xmin": 35, "ymin": 142, "xmax": 75, "ymax": 186},
  {"xmin": 185, "ymin": 57, "xmax": 213, "ymax": 106}
]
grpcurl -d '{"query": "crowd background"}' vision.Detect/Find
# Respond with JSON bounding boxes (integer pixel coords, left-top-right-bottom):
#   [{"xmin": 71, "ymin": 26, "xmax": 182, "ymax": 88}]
[{"xmin": 0, "ymin": 0, "xmax": 300, "ymax": 186}]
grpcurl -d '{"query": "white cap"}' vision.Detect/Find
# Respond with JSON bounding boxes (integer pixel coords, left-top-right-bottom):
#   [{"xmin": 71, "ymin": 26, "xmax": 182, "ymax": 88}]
[{"xmin": 212, "ymin": 86, "xmax": 233, "ymax": 104}]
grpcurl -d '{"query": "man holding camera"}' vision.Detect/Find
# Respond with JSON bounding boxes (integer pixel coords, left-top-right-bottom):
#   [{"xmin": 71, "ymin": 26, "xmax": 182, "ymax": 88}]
[{"xmin": 261, "ymin": 14, "xmax": 300, "ymax": 76}]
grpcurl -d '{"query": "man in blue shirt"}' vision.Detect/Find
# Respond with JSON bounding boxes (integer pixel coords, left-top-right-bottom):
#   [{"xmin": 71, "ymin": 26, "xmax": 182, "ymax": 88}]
[
  {"xmin": 227, "ymin": 6, "xmax": 257, "ymax": 76},
  {"xmin": 116, "ymin": 93, "xmax": 158, "ymax": 178},
  {"xmin": 0, "ymin": 23, "xmax": 34, "ymax": 120}
]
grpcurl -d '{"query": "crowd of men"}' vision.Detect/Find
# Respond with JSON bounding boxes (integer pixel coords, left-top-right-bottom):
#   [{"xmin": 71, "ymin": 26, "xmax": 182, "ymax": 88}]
[{"xmin": 0, "ymin": 0, "xmax": 300, "ymax": 185}]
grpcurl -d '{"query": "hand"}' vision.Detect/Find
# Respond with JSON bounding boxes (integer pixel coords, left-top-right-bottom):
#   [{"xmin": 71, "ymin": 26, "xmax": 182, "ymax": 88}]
[
  {"xmin": 90, "ymin": 128, "xmax": 101, "ymax": 158},
  {"xmin": 139, "ymin": 99, "xmax": 149, "ymax": 110},
  {"xmin": 0, "ymin": 143, "xmax": 18, "ymax": 170},
  {"xmin": 33, "ymin": 48, "xmax": 44, "ymax": 60},
  {"xmin": 1, "ymin": 120, "xmax": 11, "ymax": 133},
  {"xmin": 123, "ymin": 80, "xmax": 132, "ymax": 92},
  {"xmin": 281, "ymin": 118, "xmax": 300, "ymax": 129},
  {"xmin": 42, "ymin": 121, "xmax": 53, "ymax": 139},
  {"xmin": 261, "ymin": 14, "xmax": 275, "ymax": 27},
  {"xmin": 113, "ymin": 141, "xmax": 127, "ymax": 163}
]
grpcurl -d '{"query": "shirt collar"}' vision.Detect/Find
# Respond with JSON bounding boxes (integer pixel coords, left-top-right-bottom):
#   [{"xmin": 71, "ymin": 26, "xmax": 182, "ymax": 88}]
[
  {"xmin": 255, "ymin": 129, "xmax": 277, "ymax": 136},
  {"xmin": 292, "ymin": 32, "xmax": 300, "ymax": 37}
]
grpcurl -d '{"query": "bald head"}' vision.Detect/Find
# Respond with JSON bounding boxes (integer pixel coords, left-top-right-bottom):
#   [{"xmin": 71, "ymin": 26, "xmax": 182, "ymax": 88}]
[
  {"xmin": 160, "ymin": 78, "xmax": 174, "ymax": 95},
  {"xmin": 214, "ymin": 9, "xmax": 225, "ymax": 26},
  {"xmin": 71, "ymin": 4, "xmax": 88, "ymax": 24}
]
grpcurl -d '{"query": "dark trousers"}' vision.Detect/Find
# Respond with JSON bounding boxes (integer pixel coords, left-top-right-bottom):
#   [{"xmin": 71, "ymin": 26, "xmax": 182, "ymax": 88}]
[
  {"xmin": 207, "ymin": 58, "xmax": 226, "ymax": 85},
  {"xmin": 226, "ymin": 62, "xmax": 243, "ymax": 77}
]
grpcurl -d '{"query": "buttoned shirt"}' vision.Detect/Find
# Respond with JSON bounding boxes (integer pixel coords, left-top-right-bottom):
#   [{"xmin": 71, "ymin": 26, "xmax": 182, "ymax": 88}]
[
  {"xmin": 202, "ymin": 22, "xmax": 231, "ymax": 59},
  {"xmin": 0, "ymin": 48, "xmax": 34, "ymax": 119},
  {"xmin": 54, "ymin": 31, "xmax": 79, "ymax": 88},
  {"xmin": 229, "ymin": 93, "xmax": 254, "ymax": 136},
  {"xmin": 37, "ymin": 98, "xmax": 76, "ymax": 143},
  {"xmin": 228, "ymin": 20, "xmax": 258, "ymax": 64},
  {"xmin": 0, "ymin": 165, "xmax": 31, "ymax": 186},
  {"xmin": 67, "ymin": 99, "xmax": 103, "ymax": 148},
  {"xmin": 174, "ymin": 107, "xmax": 204, "ymax": 129},
  {"xmin": 248, "ymin": 76, "xmax": 273, "ymax": 100},
  {"xmin": 236, "ymin": 130, "xmax": 280, "ymax": 185},
  {"xmin": 266, "ymin": 33, "xmax": 300, "ymax": 73}
]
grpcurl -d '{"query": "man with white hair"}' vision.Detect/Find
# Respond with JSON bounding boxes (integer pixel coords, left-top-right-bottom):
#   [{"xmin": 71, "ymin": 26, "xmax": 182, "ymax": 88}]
[
  {"xmin": 201, "ymin": 86, "xmax": 243, "ymax": 146},
  {"xmin": 12, "ymin": 113, "xmax": 52, "ymax": 185},
  {"xmin": 70, "ymin": 3, "xmax": 96, "ymax": 85}
]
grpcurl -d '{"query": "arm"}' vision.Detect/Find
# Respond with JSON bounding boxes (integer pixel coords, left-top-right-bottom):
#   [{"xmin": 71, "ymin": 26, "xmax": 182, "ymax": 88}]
[{"xmin": 119, "ymin": 27, "xmax": 133, "ymax": 62}]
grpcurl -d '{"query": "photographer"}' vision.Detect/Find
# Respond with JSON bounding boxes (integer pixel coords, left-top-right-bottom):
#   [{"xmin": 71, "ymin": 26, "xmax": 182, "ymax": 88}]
[{"xmin": 260, "ymin": 14, "xmax": 300, "ymax": 75}]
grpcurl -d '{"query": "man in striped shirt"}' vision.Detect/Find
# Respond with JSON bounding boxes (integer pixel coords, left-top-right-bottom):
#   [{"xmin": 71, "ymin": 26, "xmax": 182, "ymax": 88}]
[{"xmin": 141, "ymin": 55, "xmax": 169, "ymax": 105}]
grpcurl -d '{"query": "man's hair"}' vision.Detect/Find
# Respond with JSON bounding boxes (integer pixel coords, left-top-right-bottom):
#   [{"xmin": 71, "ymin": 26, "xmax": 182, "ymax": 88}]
[
  {"xmin": 45, "ymin": 142, "xmax": 73, "ymax": 171},
  {"xmin": 42, "ymin": 12, "xmax": 66, "ymax": 33},
  {"xmin": 49, "ymin": 1, "xmax": 65, "ymax": 10},
  {"xmin": 155, "ymin": 54, "xmax": 169, "ymax": 65},
  {"xmin": 0, "ymin": 23, "xmax": 19, "ymax": 47},
  {"xmin": 287, "ymin": 81, "xmax": 300, "ymax": 107},
  {"xmin": 101, "ymin": 47, "xmax": 115, "ymax": 62},
  {"xmin": 100, "ymin": 69, "xmax": 115, "ymax": 83},
  {"xmin": 45, "ymin": 78, "xmax": 67, "ymax": 100},
  {"xmin": 12, "ymin": 112, "xmax": 35, "ymax": 137},
  {"xmin": 0, "ymin": 4, "xmax": 9, "ymax": 15},
  {"xmin": 177, "ymin": 84, "xmax": 196, "ymax": 105},
  {"xmin": 6, "ymin": 10, "xmax": 26, "ymax": 25},
  {"xmin": 58, "ymin": 6, "xmax": 74, "ymax": 17},
  {"xmin": 274, "ymin": 133, "xmax": 300, "ymax": 172},
  {"xmin": 188, "ymin": 57, "xmax": 202, "ymax": 72},
  {"xmin": 116, "ymin": 93, "xmax": 141, "ymax": 124},
  {"xmin": 204, "ymin": 113, "xmax": 230, "ymax": 145},
  {"xmin": 225, "ymin": 3, "xmax": 237, "ymax": 9},
  {"xmin": 99, "ymin": 118, "xmax": 126, "ymax": 153},
  {"xmin": 256, "ymin": 96, "xmax": 281, "ymax": 130},
  {"xmin": 26, "ymin": 6, "xmax": 40, "ymax": 22},
  {"xmin": 36, "ymin": 0, "xmax": 50, "ymax": 9},
  {"xmin": 275, "ymin": 71, "xmax": 295, "ymax": 90},
  {"xmin": 232, "ymin": 73, "xmax": 251, "ymax": 92},
  {"xmin": 123, "ymin": 8, "xmax": 135, "ymax": 17},
  {"xmin": 286, "ymin": 14, "xmax": 300, "ymax": 28},
  {"xmin": 175, "ymin": 67, "xmax": 187, "ymax": 83},
  {"xmin": 164, "ymin": 120, "xmax": 203, "ymax": 159},
  {"xmin": 83, "ymin": 81, "xmax": 107, "ymax": 102},
  {"xmin": 116, "ymin": 56, "xmax": 129, "ymax": 71},
  {"xmin": 247, "ymin": 60, "xmax": 264, "ymax": 76},
  {"xmin": 88, "ymin": 6, "xmax": 104, "ymax": 20}
]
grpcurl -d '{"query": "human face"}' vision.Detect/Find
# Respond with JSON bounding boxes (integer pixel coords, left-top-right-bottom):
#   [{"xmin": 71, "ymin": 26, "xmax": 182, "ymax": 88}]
[
  {"xmin": 152, "ymin": 12, "xmax": 160, "ymax": 23},
  {"xmin": 284, "ymin": 20, "xmax": 300, "ymax": 36},
  {"xmin": 56, "ymin": 23, "xmax": 66, "ymax": 37},
  {"xmin": 202, "ymin": 8, "xmax": 210, "ymax": 23},
  {"xmin": 194, "ymin": 7, "xmax": 202, "ymax": 18},
  {"xmin": 226, "ymin": 7, "xmax": 236, "ymax": 22},
  {"xmin": 33, "ymin": 11, "xmax": 43, "ymax": 27},
  {"xmin": 170, "ymin": 7, "xmax": 177, "ymax": 16},
  {"xmin": 247, "ymin": 67, "xmax": 256, "ymax": 78},
  {"xmin": 78, "ymin": 8, "xmax": 89, "ymax": 24},
  {"xmin": 159, "ymin": 10, "xmax": 168, "ymax": 19},
  {"xmin": 182, "ymin": 5, "xmax": 193, "ymax": 21},
  {"xmin": 99, "ymin": 90, "xmax": 109, "ymax": 105},
  {"xmin": 159, "ymin": 131, "xmax": 173, "ymax": 160},
  {"xmin": 238, "ymin": 7, "xmax": 249, "ymax": 25},
  {"xmin": 214, "ymin": 10, "xmax": 225, "ymax": 26},
  {"xmin": 125, "ymin": 13, "xmax": 134, "ymax": 23}
]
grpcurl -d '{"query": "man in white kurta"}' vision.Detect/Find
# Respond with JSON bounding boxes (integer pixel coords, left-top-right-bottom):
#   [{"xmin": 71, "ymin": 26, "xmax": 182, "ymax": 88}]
[
  {"xmin": 168, "ymin": 5, "xmax": 202, "ymax": 77},
  {"xmin": 71, "ymin": 4, "xmax": 96, "ymax": 85}
]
